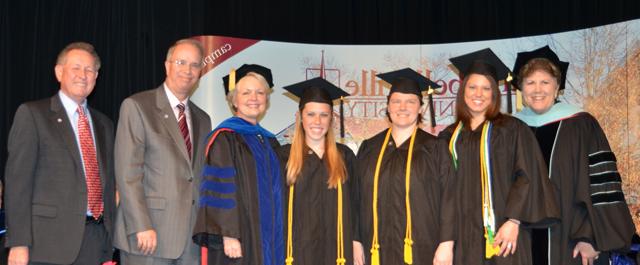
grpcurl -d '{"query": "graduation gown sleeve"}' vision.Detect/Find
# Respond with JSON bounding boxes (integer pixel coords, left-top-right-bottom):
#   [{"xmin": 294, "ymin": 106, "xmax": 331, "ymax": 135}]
[
  {"xmin": 570, "ymin": 113, "xmax": 634, "ymax": 251},
  {"xmin": 193, "ymin": 131, "xmax": 242, "ymax": 246},
  {"xmin": 436, "ymin": 137, "xmax": 457, "ymax": 243},
  {"xmin": 502, "ymin": 118, "xmax": 560, "ymax": 227}
]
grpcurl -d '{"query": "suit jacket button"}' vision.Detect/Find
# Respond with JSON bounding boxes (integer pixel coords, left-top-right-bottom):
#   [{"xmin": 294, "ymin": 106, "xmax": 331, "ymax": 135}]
[
  {"xmin": 188, "ymin": 177, "xmax": 193, "ymax": 182},
  {"xmin": 192, "ymin": 200, "xmax": 195, "ymax": 205}
]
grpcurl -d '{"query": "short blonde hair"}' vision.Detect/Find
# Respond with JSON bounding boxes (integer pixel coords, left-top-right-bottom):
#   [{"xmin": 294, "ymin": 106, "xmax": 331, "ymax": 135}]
[{"xmin": 226, "ymin": 72, "xmax": 273, "ymax": 112}]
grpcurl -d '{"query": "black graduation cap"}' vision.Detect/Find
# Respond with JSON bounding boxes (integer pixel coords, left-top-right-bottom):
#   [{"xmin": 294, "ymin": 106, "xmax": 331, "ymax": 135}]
[
  {"xmin": 376, "ymin": 68, "xmax": 441, "ymax": 128},
  {"xmin": 283, "ymin": 77, "xmax": 350, "ymax": 138},
  {"xmin": 511, "ymin": 45, "xmax": 569, "ymax": 91},
  {"xmin": 449, "ymin": 48, "xmax": 515, "ymax": 113},
  {"xmin": 222, "ymin": 64, "xmax": 274, "ymax": 95}
]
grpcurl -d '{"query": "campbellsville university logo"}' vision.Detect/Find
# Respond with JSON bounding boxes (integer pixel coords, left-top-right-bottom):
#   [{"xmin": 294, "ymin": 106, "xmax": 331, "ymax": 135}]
[{"xmin": 302, "ymin": 51, "xmax": 461, "ymax": 133}]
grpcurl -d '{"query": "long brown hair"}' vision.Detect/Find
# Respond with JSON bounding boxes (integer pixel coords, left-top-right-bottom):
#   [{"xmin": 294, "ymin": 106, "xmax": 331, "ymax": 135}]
[
  {"xmin": 455, "ymin": 73, "xmax": 503, "ymax": 128},
  {"xmin": 286, "ymin": 110, "xmax": 347, "ymax": 188}
]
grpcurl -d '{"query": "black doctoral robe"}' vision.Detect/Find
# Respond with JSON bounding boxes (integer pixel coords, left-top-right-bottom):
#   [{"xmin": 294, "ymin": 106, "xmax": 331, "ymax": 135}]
[
  {"xmin": 355, "ymin": 128, "xmax": 456, "ymax": 265},
  {"xmin": 276, "ymin": 143, "xmax": 356, "ymax": 265},
  {"xmin": 522, "ymin": 112, "xmax": 635, "ymax": 265},
  {"xmin": 438, "ymin": 115, "xmax": 560, "ymax": 265},
  {"xmin": 192, "ymin": 122, "xmax": 284, "ymax": 265}
]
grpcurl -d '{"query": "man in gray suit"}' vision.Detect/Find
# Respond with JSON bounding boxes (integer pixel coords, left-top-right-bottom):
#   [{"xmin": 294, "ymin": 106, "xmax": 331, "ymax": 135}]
[
  {"xmin": 114, "ymin": 38, "xmax": 211, "ymax": 264},
  {"xmin": 4, "ymin": 42, "xmax": 116, "ymax": 265}
]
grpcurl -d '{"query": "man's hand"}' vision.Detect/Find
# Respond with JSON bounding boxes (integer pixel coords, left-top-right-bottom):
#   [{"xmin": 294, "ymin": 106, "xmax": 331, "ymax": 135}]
[
  {"xmin": 136, "ymin": 229, "xmax": 157, "ymax": 255},
  {"xmin": 8, "ymin": 246, "xmax": 29, "ymax": 265}
]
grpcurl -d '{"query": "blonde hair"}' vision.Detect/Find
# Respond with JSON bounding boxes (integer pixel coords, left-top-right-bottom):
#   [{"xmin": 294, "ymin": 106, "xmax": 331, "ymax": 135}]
[
  {"xmin": 226, "ymin": 72, "xmax": 272, "ymax": 113},
  {"xmin": 286, "ymin": 111, "xmax": 347, "ymax": 188}
]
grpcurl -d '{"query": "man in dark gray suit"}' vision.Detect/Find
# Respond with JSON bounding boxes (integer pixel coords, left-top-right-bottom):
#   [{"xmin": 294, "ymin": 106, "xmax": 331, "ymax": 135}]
[
  {"xmin": 4, "ymin": 42, "xmax": 116, "ymax": 265},
  {"xmin": 114, "ymin": 39, "xmax": 211, "ymax": 264}
]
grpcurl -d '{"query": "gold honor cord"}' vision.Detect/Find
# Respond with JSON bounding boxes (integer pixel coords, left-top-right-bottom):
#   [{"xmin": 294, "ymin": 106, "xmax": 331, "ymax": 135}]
[
  {"xmin": 285, "ymin": 181, "xmax": 346, "ymax": 265},
  {"xmin": 480, "ymin": 122, "xmax": 499, "ymax": 258},
  {"xmin": 286, "ymin": 186, "xmax": 294, "ymax": 265},
  {"xmin": 403, "ymin": 127, "xmax": 417, "ymax": 264},
  {"xmin": 449, "ymin": 122, "xmax": 499, "ymax": 258},
  {"xmin": 370, "ymin": 126, "xmax": 418, "ymax": 265},
  {"xmin": 336, "ymin": 182, "xmax": 346, "ymax": 265},
  {"xmin": 448, "ymin": 122, "xmax": 463, "ymax": 170}
]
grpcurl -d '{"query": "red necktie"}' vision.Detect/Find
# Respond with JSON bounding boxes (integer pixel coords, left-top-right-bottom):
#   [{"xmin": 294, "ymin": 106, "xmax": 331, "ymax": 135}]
[
  {"xmin": 177, "ymin": 103, "xmax": 192, "ymax": 158},
  {"xmin": 77, "ymin": 106, "xmax": 103, "ymax": 218}
]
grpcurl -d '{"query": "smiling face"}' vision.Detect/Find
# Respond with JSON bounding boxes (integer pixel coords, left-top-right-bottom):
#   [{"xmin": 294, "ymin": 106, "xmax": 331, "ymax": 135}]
[
  {"xmin": 55, "ymin": 49, "xmax": 98, "ymax": 104},
  {"xmin": 164, "ymin": 43, "xmax": 203, "ymax": 100},
  {"xmin": 301, "ymin": 102, "xmax": 332, "ymax": 147},
  {"xmin": 233, "ymin": 75, "xmax": 269, "ymax": 124},
  {"xmin": 387, "ymin": 92, "xmax": 421, "ymax": 129},
  {"xmin": 521, "ymin": 70, "xmax": 559, "ymax": 114},
  {"xmin": 463, "ymin": 73, "xmax": 494, "ymax": 119}
]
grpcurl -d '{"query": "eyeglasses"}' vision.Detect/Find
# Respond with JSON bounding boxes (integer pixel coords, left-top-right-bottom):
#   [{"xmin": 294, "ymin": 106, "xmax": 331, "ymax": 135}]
[{"xmin": 172, "ymin": 59, "xmax": 204, "ymax": 70}]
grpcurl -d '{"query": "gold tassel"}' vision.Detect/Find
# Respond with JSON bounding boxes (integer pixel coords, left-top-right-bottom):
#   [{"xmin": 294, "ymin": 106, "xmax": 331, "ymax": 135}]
[
  {"xmin": 427, "ymin": 85, "xmax": 434, "ymax": 95},
  {"xmin": 516, "ymin": 89, "xmax": 523, "ymax": 112},
  {"xmin": 484, "ymin": 238, "xmax": 500, "ymax": 258},
  {"xmin": 371, "ymin": 245, "xmax": 380, "ymax": 265},
  {"xmin": 506, "ymin": 72, "xmax": 513, "ymax": 82},
  {"xmin": 404, "ymin": 238, "xmax": 413, "ymax": 264},
  {"xmin": 229, "ymin": 68, "xmax": 236, "ymax": 92}
]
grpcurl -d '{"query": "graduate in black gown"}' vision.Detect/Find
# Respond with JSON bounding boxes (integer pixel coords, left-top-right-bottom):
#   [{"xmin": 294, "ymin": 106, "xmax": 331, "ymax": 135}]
[
  {"xmin": 512, "ymin": 46, "xmax": 635, "ymax": 265},
  {"xmin": 277, "ymin": 77, "xmax": 359, "ymax": 265},
  {"xmin": 193, "ymin": 64, "xmax": 285, "ymax": 265},
  {"xmin": 440, "ymin": 49, "xmax": 560, "ymax": 265},
  {"xmin": 355, "ymin": 68, "xmax": 456, "ymax": 265}
]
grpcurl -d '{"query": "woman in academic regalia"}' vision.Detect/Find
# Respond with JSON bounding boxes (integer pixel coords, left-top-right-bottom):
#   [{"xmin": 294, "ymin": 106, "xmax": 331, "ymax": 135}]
[
  {"xmin": 192, "ymin": 64, "xmax": 285, "ymax": 265},
  {"xmin": 276, "ymin": 77, "xmax": 359, "ymax": 265},
  {"xmin": 512, "ymin": 46, "xmax": 635, "ymax": 265},
  {"xmin": 355, "ymin": 68, "xmax": 456, "ymax": 265},
  {"xmin": 440, "ymin": 48, "xmax": 560, "ymax": 265}
]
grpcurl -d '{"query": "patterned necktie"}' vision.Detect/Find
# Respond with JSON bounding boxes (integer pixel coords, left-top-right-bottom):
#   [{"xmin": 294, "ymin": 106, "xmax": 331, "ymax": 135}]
[
  {"xmin": 77, "ymin": 106, "xmax": 103, "ymax": 218},
  {"xmin": 177, "ymin": 103, "xmax": 192, "ymax": 158}
]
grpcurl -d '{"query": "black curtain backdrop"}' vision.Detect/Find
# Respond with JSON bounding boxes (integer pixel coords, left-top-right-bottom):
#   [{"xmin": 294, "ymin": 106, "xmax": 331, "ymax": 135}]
[{"xmin": 2, "ymin": 0, "xmax": 640, "ymax": 178}]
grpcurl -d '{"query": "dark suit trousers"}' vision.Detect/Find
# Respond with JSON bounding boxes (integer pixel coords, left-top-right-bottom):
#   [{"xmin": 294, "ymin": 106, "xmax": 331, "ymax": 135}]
[{"xmin": 30, "ymin": 222, "xmax": 109, "ymax": 265}]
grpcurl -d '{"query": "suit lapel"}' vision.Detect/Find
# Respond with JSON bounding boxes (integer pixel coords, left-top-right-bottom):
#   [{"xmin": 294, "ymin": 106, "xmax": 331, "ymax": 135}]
[
  {"xmin": 189, "ymin": 101, "xmax": 204, "ymax": 166},
  {"xmin": 155, "ymin": 87, "xmax": 191, "ymax": 164},
  {"xmin": 90, "ymin": 108, "xmax": 109, "ymax": 191},
  {"xmin": 49, "ymin": 96, "xmax": 83, "ymax": 175}
]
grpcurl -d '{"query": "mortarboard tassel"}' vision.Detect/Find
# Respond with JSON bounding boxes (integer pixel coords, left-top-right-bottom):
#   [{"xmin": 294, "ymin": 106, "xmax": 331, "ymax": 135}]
[
  {"xmin": 229, "ymin": 68, "xmax": 236, "ymax": 92},
  {"xmin": 340, "ymin": 96, "xmax": 345, "ymax": 139},
  {"xmin": 505, "ymin": 73, "xmax": 513, "ymax": 114},
  {"xmin": 516, "ymin": 89, "xmax": 523, "ymax": 112},
  {"xmin": 427, "ymin": 86, "xmax": 436, "ymax": 129}
]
